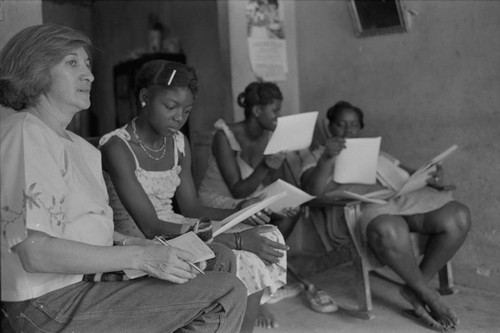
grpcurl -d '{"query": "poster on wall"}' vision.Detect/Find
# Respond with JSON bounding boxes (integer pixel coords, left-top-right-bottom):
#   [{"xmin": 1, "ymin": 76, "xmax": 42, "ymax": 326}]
[{"xmin": 246, "ymin": 0, "xmax": 288, "ymax": 81}]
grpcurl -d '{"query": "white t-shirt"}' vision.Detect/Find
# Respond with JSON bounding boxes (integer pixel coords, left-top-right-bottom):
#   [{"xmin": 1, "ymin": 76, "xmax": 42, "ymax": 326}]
[{"xmin": 1, "ymin": 112, "xmax": 114, "ymax": 301}]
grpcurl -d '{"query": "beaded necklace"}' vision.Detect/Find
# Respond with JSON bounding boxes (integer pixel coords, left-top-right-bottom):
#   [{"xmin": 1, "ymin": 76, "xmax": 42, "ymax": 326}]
[{"xmin": 132, "ymin": 118, "xmax": 167, "ymax": 161}]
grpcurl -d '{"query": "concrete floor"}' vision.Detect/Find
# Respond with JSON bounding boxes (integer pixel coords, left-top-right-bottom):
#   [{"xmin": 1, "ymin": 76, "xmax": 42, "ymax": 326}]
[{"xmin": 255, "ymin": 263, "xmax": 500, "ymax": 333}]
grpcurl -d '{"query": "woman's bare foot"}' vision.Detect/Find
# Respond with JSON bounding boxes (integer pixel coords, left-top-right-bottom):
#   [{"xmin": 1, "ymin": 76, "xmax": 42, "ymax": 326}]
[
  {"xmin": 255, "ymin": 304, "xmax": 279, "ymax": 329},
  {"xmin": 400, "ymin": 286, "xmax": 442, "ymax": 330},
  {"xmin": 401, "ymin": 285, "xmax": 459, "ymax": 330}
]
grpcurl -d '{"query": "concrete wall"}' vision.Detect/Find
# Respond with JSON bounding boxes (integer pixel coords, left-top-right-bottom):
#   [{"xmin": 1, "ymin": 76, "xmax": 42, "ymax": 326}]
[
  {"xmin": 0, "ymin": 0, "xmax": 42, "ymax": 46},
  {"xmin": 295, "ymin": 0, "xmax": 500, "ymax": 293}
]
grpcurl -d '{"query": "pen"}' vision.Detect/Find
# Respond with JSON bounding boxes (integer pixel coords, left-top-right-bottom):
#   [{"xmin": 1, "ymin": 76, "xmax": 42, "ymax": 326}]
[{"xmin": 154, "ymin": 236, "xmax": 205, "ymax": 275}]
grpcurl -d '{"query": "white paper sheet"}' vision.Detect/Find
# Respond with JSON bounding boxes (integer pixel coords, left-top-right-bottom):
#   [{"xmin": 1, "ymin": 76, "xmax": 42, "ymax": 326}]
[
  {"xmin": 414, "ymin": 144, "xmax": 458, "ymax": 174},
  {"xmin": 212, "ymin": 192, "xmax": 287, "ymax": 237},
  {"xmin": 254, "ymin": 179, "xmax": 315, "ymax": 213},
  {"xmin": 376, "ymin": 154, "xmax": 410, "ymax": 191},
  {"xmin": 263, "ymin": 112, "xmax": 319, "ymax": 155},
  {"xmin": 378, "ymin": 144, "xmax": 458, "ymax": 197},
  {"xmin": 333, "ymin": 137, "xmax": 381, "ymax": 184},
  {"xmin": 165, "ymin": 232, "xmax": 215, "ymax": 262},
  {"xmin": 396, "ymin": 165, "xmax": 437, "ymax": 196}
]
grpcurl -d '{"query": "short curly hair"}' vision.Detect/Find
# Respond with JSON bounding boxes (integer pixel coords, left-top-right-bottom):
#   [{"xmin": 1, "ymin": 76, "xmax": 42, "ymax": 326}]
[{"xmin": 0, "ymin": 24, "xmax": 92, "ymax": 111}]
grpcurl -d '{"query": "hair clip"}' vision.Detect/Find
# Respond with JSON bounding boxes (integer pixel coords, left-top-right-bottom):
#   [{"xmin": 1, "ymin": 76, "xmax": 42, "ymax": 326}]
[{"xmin": 167, "ymin": 69, "xmax": 177, "ymax": 85}]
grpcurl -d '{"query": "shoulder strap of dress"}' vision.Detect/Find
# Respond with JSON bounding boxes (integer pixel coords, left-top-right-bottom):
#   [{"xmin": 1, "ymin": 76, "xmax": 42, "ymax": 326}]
[
  {"xmin": 172, "ymin": 131, "xmax": 185, "ymax": 166},
  {"xmin": 98, "ymin": 126, "xmax": 140, "ymax": 169},
  {"xmin": 214, "ymin": 119, "xmax": 241, "ymax": 152}
]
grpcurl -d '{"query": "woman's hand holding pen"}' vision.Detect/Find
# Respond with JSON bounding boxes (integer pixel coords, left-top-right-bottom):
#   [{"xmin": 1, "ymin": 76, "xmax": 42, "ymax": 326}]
[
  {"xmin": 239, "ymin": 226, "xmax": 288, "ymax": 265},
  {"xmin": 139, "ymin": 245, "xmax": 201, "ymax": 284}
]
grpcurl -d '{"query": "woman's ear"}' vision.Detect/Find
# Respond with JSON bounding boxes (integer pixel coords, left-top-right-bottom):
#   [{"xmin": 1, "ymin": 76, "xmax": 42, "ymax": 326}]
[
  {"xmin": 139, "ymin": 88, "xmax": 150, "ymax": 106},
  {"xmin": 251, "ymin": 105, "xmax": 262, "ymax": 118}
]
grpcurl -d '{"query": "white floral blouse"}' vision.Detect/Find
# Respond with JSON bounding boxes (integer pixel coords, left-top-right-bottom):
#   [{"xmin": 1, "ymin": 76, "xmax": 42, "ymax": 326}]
[{"xmin": 1, "ymin": 113, "xmax": 114, "ymax": 301}]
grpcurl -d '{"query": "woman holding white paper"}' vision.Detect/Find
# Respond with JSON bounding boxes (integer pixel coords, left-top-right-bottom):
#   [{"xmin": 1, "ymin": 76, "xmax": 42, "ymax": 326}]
[
  {"xmin": 198, "ymin": 82, "xmax": 338, "ymax": 327},
  {"xmin": 100, "ymin": 63, "xmax": 282, "ymax": 332},
  {"xmin": 301, "ymin": 101, "xmax": 471, "ymax": 330}
]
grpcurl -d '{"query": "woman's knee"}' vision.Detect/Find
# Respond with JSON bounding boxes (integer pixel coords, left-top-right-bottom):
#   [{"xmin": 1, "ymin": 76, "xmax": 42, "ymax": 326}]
[
  {"xmin": 436, "ymin": 201, "xmax": 471, "ymax": 235},
  {"xmin": 366, "ymin": 216, "xmax": 409, "ymax": 249},
  {"xmin": 212, "ymin": 272, "xmax": 247, "ymax": 309}
]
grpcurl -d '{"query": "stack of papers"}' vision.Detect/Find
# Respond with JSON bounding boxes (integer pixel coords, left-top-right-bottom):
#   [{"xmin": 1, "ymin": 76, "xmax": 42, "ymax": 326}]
[
  {"xmin": 377, "ymin": 144, "xmax": 458, "ymax": 197},
  {"xmin": 264, "ymin": 112, "xmax": 319, "ymax": 155},
  {"xmin": 212, "ymin": 192, "xmax": 287, "ymax": 237},
  {"xmin": 326, "ymin": 144, "xmax": 458, "ymax": 204}
]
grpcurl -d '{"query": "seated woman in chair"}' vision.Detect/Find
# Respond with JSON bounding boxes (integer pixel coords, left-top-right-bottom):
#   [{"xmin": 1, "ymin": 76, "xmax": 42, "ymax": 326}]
[
  {"xmin": 99, "ymin": 62, "xmax": 287, "ymax": 333},
  {"xmin": 300, "ymin": 101, "xmax": 471, "ymax": 330},
  {"xmin": 0, "ymin": 24, "xmax": 246, "ymax": 333},
  {"xmin": 198, "ymin": 81, "xmax": 338, "ymax": 326}
]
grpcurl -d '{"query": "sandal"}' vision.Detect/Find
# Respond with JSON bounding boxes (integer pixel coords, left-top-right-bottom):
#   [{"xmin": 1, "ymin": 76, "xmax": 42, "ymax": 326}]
[
  {"xmin": 267, "ymin": 283, "xmax": 304, "ymax": 304},
  {"xmin": 304, "ymin": 284, "xmax": 338, "ymax": 313}
]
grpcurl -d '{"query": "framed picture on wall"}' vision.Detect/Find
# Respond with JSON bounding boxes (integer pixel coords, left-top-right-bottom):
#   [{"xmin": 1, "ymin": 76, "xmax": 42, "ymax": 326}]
[{"xmin": 349, "ymin": 0, "xmax": 408, "ymax": 37}]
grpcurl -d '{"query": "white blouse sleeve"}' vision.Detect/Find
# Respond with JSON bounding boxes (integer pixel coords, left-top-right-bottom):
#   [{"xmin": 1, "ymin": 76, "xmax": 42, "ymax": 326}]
[{"xmin": 1, "ymin": 115, "xmax": 68, "ymax": 250}]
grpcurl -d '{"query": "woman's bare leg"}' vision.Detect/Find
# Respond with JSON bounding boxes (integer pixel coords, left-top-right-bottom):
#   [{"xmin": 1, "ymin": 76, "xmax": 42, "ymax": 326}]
[
  {"xmin": 366, "ymin": 215, "xmax": 459, "ymax": 329},
  {"xmin": 366, "ymin": 215, "xmax": 425, "ymax": 287},
  {"xmin": 256, "ymin": 303, "xmax": 278, "ymax": 329},
  {"xmin": 241, "ymin": 290, "xmax": 262, "ymax": 333},
  {"xmin": 408, "ymin": 201, "xmax": 471, "ymax": 282},
  {"xmin": 240, "ymin": 290, "xmax": 278, "ymax": 332}
]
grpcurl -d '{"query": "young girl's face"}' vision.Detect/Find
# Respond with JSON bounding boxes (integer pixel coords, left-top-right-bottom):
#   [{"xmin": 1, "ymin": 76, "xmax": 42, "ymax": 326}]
[
  {"xmin": 145, "ymin": 86, "xmax": 194, "ymax": 136},
  {"xmin": 257, "ymin": 98, "xmax": 282, "ymax": 131},
  {"xmin": 328, "ymin": 108, "xmax": 362, "ymax": 138}
]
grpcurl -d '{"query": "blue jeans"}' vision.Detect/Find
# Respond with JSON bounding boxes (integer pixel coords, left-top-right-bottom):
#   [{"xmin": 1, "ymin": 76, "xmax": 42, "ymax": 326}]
[{"xmin": 3, "ymin": 244, "xmax": 246, "ymax": 333}]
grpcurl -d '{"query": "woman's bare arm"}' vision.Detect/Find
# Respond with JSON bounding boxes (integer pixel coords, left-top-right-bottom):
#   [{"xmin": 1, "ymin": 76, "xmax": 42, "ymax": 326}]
[
  {"xmin": 14, "ymin": 230, "xmax": 198, "ymax": 283},
  {"xmin": 212, "ymin": 129, "xmax": 271, "ymax": 198},
  {"xmin": 301, "ymin": 138, "xmax": 346, "ymax": 196}
]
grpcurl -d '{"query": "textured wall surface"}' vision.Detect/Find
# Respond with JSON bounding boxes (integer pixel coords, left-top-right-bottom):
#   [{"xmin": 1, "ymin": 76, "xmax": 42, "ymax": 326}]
[
  {"xmin": 295, "ymin": 0, "xmax": 500, "ymax": 293},
  {"xmin": 0, "ymin": 0, "xmax": 42, "ymax": 46}
]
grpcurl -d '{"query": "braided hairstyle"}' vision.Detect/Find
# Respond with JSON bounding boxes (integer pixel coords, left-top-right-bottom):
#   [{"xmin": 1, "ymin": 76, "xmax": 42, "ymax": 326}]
[{"xmin": 237, "ymin": 81, "xmax": 283, "ymax": 119}]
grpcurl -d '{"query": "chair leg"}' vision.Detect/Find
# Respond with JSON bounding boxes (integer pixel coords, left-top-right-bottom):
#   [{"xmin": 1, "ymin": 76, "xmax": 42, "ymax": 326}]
[
  {"xmin": 343, "ymin": 203, "xmax": 375, "ymax": 319},
  {"xmin": 350, "ymin": 247, "xmax": 375, "ymax": 319},
  {"xmin": 438, "ymin": 261, "xmax": 458, "ymax": 295}
]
